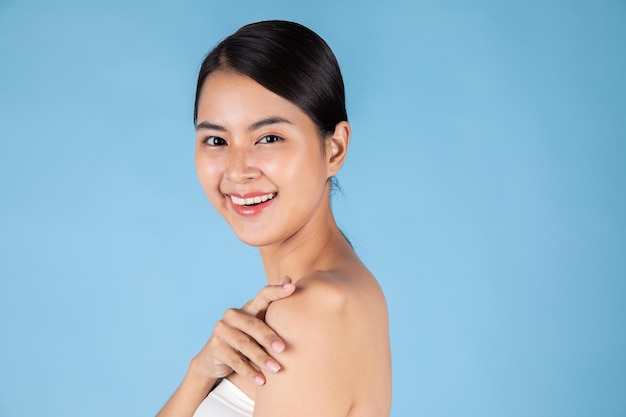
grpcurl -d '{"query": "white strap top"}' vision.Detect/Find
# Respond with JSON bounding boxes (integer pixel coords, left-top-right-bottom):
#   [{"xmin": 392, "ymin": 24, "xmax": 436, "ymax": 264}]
[{"xmin": 193, "ymin": 379, "xmax": 254, "ymax": 417}]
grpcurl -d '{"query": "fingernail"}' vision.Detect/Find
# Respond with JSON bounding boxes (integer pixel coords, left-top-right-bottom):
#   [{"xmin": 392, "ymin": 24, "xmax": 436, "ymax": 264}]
[
  {"xmin": 272, "ymin": 340, "xmax": 285, "ymax": 353},
  {"xmin": 254, "ymin": 375, "xmax": 265, "ymax": 386},
  {"xmin": 283, "ymin": 283, "xmax": 294, "ymax": 290},
  {"xmin": 266, "ymin": 360, "xmax": 281, "ymax": 373}
]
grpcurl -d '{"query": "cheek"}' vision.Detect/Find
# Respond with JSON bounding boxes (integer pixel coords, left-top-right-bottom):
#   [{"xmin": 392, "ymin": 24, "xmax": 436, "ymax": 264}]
[
  {"xmin": 270, "ymin": 146, "xmax": 325, "ymax": 178},
  {"xmin": 256, "ymin": 156, "xmax": 283, "ymax": 179},
  {"xmin": 195, "ymin": 154, "xmax": 224, "ymax": 196}
]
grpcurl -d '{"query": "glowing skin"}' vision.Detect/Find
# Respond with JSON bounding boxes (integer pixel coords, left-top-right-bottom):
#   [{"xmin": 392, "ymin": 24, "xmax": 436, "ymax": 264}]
[
  {"xmin": 181, "ymin": 70, "xmax": 391, "ymax": 417},
  {"xmin": 195, "ymin": 70, "xmax": 336, "ymax": 251}
]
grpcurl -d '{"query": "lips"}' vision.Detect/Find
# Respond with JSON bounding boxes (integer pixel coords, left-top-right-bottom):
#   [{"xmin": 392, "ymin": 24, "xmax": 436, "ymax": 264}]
[
  {"xmin": 228, "ymin": 192, "xmax": 277, "ymax": 215},
  {"xmin": 230, "ymin": 192, "xmax": 276, "ymax": 206}
]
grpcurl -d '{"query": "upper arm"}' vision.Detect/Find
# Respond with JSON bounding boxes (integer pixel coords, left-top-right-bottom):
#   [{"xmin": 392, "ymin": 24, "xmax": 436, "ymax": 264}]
[{"xmin": 253, "ymin": 278, "xmax": 357, "ymax": 417}]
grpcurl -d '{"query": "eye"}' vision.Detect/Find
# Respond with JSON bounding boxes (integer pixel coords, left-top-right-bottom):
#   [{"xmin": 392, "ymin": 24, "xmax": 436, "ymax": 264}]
[
  {"xmin": 203, "ymin": 136, "xmax": 227, "ymax": 146},
  {"xmin": 258, "ymin": 135, "xmax": 283, "ymax": 144}
]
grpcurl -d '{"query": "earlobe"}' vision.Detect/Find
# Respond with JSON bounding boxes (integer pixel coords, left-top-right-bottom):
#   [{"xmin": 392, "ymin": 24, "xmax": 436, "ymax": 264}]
[{"xmin": 326, "ymin": 121, "xmax": 350, "ymax": 177}]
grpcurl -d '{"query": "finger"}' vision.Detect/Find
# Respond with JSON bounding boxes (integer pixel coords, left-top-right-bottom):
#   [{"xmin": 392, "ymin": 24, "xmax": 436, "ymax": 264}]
[
  {"xmin": 212, "ymin": 337, "xmax": 267, "ymax": 386},
  {"xmin": 243, "ymin": 279, "xmax": 294, "ymax": 315},
  {"xmin": 278, "ymin": 276, "xmax": 292, "ymax": 286},
  {"xmin": 216, "ymin": 319, "xmax": 283, "ymax": 382},
  {"xmin": 241, "ymin": 278, "xmax": 295, "ymax": 318},
  {"xmin": 223, "ymin": 308, "xmax": 286, "ymax": 355}
]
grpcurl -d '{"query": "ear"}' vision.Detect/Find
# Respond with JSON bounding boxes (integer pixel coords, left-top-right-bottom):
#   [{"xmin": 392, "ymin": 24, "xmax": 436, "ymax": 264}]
[{"xmin": 325, "ymin": 121, "xmax": 350, "ymax": 178}]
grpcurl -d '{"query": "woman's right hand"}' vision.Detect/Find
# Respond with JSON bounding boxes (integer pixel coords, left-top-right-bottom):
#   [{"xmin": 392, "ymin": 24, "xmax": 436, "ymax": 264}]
[{"xmin": 190, "ymin": 276, "xmax": 296, "ymax": 386}]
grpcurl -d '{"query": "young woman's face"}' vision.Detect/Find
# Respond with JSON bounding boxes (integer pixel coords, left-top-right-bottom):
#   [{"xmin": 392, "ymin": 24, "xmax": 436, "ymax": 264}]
[{"xmin": 195, "ymin": 70, "xmax": 332, "ymax": 247}]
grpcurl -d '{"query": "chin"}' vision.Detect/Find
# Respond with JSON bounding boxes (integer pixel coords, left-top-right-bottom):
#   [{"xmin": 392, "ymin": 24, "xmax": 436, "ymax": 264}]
[
  {"xmin": 232, "ymin": 229, "xmax": 272, "ymax": 248},
  {"xmin": 237, "ymin": 236, "xmax": 262, "ymax": 247},
  {"xmin": 226, "ymin": 216, "xmax": 291, "ymax": 248}
]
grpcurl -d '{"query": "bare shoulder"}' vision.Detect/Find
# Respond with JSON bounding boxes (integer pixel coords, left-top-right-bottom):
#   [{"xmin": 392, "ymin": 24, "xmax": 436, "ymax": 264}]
[
  {"xmin": 265, "ymin": 268, "xmax": 386, "ymax": 334},
  {"xmin": 267, "ymin": 271, "xmax": 348, "ymax": 316},
  {"xmin": 256, "ymin": 269, "xmax": 391, "ymax": 417}
]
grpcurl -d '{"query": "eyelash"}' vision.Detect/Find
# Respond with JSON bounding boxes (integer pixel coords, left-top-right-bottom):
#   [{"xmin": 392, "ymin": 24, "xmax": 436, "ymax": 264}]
[
  {"xmin": 203, "ymin": 136, "xmax": 227, "ymax": 146},
  {"xmin": 201, "ymin": 135, "xmax": 283, "ymax": 146},
  {"xmin": 258, "ymin": 135, "xmax": 283, "ymax": 144}
]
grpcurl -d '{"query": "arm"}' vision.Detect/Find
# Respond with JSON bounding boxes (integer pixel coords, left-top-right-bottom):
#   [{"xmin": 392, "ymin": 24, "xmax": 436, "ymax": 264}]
[
  {"xmin": 157, "ymin": 278, "xmax": 296, "ymax": 417},
  {"xmin": 253, "ymin": 277, "xmax": 357, "ymax": 417}
]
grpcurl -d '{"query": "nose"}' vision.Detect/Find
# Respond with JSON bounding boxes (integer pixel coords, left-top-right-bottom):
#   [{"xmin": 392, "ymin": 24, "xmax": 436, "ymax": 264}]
[{"xmin": 224, "ymin": 147, "xmax": 259, "ymax": 184}]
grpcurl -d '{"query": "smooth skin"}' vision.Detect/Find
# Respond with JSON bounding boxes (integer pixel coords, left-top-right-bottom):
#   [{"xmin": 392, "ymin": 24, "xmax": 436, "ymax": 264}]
[
  {"xmin": 158, "ymin": 70, "xmax": 391, "ymax": 417},
  {"xmin": 157, "ymin": 278, "xmax": 296, "ymax": 417}
]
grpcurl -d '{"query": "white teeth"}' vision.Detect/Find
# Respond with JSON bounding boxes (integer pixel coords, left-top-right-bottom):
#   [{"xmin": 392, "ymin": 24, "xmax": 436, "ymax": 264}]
[{"xmin": 230, "ymin": 193, "xmax": 275, "ymax": 206}]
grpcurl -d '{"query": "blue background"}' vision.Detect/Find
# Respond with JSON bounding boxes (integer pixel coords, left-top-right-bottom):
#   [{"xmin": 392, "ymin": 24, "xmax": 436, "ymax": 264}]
[{"xmin": 1, "ymin": 1, "xmax": 625, "ymax": 416}]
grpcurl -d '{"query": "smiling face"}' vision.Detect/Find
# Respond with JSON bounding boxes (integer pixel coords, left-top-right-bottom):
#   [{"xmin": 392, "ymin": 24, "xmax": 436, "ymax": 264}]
[{"xmin": 195, "ymin": 70, "xmax": 344, "ymax": 247}]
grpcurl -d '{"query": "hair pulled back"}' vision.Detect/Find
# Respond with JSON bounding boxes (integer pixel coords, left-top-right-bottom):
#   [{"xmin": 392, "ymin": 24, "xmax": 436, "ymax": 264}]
[{"xmin": 193, "ymin": 20, "xmax": 347, "ymax": 138}]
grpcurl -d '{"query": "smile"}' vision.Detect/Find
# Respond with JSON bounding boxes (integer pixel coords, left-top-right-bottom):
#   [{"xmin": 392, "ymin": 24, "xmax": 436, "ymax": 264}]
[{"xmin": 230, "ymin": 192, "xmax": 276, "ymax": 206}]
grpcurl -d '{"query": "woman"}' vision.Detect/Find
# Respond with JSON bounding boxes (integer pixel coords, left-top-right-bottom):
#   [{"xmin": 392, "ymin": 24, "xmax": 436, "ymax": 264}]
[{"xmin": 158, "ymin": 20, "xmax": 391, "ymax": 417}]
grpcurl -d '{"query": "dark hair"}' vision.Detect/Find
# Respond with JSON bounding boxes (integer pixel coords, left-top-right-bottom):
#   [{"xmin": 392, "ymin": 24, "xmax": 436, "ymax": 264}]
[{"xmin": 193, "ymin": 20, "xmax": 347, "ymax": 139}]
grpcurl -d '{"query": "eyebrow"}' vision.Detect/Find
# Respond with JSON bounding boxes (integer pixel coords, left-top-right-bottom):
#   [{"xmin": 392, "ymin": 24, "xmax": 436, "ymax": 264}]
[{"xmin": 195, "ymin": 116, "xmax": 293, "ymax": 132}]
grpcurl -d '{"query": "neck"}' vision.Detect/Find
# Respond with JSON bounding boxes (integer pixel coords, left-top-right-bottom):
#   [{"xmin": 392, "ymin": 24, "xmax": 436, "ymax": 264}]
[{"xmin": 258, "ymin": 201, "xmax": 353, "ymax": 284}]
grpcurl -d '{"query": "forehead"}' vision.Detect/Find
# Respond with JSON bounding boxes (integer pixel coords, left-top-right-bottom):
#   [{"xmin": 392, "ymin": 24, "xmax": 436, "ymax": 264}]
[{"xmin": 196, "ymin": 70, "xmax": 311, "ymax": 128}]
